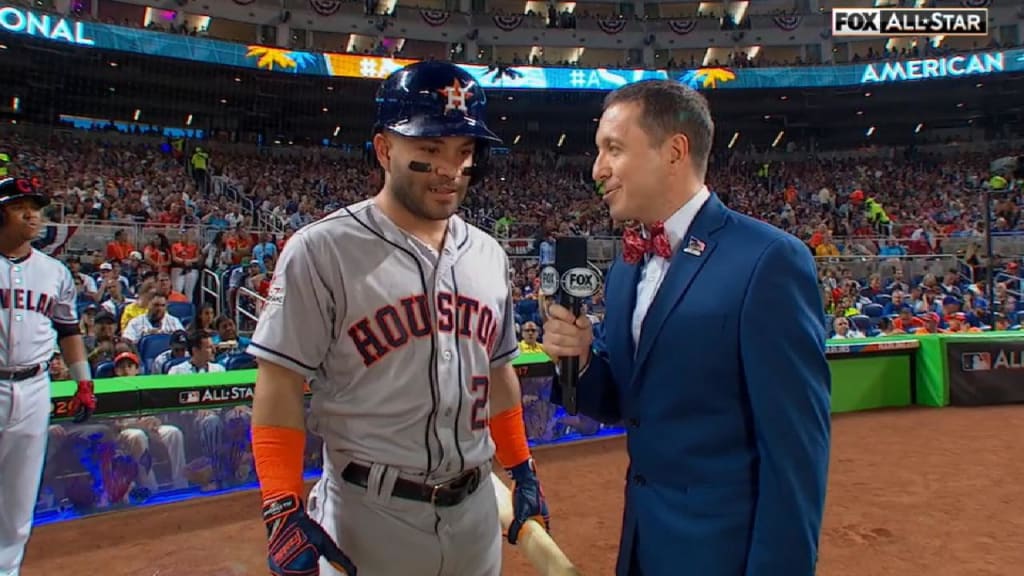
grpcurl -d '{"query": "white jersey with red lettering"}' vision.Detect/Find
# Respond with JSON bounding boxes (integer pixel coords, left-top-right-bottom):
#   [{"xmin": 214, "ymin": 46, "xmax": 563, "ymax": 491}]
[{"xmin": 0, "ymin": 248, "xmax": 79, "ymax": 575}]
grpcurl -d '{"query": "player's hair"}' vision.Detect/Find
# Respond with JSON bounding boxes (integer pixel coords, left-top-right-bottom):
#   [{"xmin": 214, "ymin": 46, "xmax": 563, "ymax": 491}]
[{"xmin": 603, "ymin": 80, "xmax": 714, "ymax": 180}]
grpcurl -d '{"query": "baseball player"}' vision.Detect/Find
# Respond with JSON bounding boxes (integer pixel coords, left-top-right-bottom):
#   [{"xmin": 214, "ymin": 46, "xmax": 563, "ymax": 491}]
[
  {"xmin": 248, "ymin": 61, "xmax": 549, "ymax": 576},
  {"xmin": 0, "ymin": 177, "xmax": 96, "ymax": 575}
]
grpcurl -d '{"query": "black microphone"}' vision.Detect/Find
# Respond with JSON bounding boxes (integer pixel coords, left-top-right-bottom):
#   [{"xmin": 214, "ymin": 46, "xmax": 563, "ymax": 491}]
[{"xmin": 543, "ymin": 236, "xmax": 599, "ymax": 415}]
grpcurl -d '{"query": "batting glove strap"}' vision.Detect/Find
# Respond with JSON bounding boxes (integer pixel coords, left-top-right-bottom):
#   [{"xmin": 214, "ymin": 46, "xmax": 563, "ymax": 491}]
[
  {"xmin": 71, "ymin": 380, "xmax": 96, "ymax": 424},
  {"xmin": 507, "ymin": 459, "xmax": 550, "ymax": 545},
  {"xmin": 263, "ymin": 493, "xmax": 358, "ymax": 576}
]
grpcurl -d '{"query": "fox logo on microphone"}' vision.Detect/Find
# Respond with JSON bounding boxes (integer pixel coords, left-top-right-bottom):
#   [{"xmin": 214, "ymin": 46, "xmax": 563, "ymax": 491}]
[{"xmin": 560, "ymin": 267, "xmax": 600, "ymax": 298}]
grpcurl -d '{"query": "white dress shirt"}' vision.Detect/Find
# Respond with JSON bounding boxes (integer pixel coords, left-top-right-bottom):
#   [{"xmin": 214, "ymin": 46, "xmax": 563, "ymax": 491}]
[
  {"xmin": 168, "ymin": 360, "xmax": 226, "ymax": 374},
  {"xmin": 632, "ymin": 186, "xmax": 711, "ymax": 348}
]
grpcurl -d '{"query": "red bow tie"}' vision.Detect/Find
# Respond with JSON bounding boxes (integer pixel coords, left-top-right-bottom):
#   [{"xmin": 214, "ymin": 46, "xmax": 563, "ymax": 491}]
[{"xmin": 622, "ymin": 222, "xmax": 672, "ymax": 264}]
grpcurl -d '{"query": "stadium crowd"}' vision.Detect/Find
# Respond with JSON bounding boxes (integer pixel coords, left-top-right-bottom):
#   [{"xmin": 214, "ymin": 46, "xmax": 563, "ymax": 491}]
[{"xmin": 2, "ymin": 127, "xmax": 1020, "ymax": 383}]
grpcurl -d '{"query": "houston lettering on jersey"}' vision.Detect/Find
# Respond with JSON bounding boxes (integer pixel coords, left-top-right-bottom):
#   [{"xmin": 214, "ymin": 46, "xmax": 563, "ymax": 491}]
[
  {"xmin": 348, "ymin": 292, "xmax": 498, "ymax": 367},
  {"xmin": 0, "ymin": 288, "xmax": 57, "ymax": 317}
]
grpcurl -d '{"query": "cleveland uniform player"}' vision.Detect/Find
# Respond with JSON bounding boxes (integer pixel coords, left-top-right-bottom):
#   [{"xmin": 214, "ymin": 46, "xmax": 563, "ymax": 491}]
[
  {"xmin": 248, "ymin": 61, "xmax": 550, "ymax": 576},
  {"xmin": 0, "ymin": 177, "xmax": 96, "ymax": 575}
]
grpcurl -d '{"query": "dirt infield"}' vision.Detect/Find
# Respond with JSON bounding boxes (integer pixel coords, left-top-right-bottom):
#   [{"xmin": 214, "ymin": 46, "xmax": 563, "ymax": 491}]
[{"xmin": 22, "ymin": 406, "xmax": 1024, "ymax": 575}]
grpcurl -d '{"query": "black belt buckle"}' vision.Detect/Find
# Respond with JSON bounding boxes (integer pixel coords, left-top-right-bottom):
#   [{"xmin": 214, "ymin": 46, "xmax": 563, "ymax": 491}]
[{"xmin": 431, "ymin": 467, "xmax": 482, "ymax": 507}]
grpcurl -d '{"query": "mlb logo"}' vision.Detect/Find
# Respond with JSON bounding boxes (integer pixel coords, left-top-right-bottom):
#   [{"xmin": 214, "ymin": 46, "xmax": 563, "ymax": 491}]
[
  {"xmin": 179, "ymin": 390, "xmax": 201, "ymax": 404},
  {"xmin": 961, "ymin": 352, "xmax": 991, "ymax": 372}
]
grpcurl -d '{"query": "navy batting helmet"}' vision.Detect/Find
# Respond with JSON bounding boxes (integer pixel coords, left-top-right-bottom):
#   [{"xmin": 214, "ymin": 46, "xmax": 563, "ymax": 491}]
[
  {"xmin": 0, "ymin": 177, "xmax": 48, "ymax": 225},
  {"xmin": 374, "ymin": 61, "xmax": 500, "ymax": 185}
]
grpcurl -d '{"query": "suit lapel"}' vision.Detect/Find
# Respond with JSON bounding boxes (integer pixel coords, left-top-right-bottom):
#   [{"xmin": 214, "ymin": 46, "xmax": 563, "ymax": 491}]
[{"xmin": 631, "ymin": 195, "xmax": 729, "ymax": 381}]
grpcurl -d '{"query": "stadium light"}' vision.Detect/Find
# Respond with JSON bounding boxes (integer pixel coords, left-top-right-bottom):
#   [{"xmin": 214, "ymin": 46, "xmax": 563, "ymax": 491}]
[
  {"xmin": 185, "ymin": 114, "xmax": 193, "ymax": 126},
  {"xmin": 771, "ymin": 130, "xmax": 784, "ymax": 148},
  {"xmin": 728, "ymin": 131, "xmax": 739, "ymax": 149},
  {"xmin": 11, "ymin": 97, "xmax": 19, "ymax": 112},
  {"xmin": 866, "ymin": 126, "xmax": 876, "ymax": 137},
  {"xmin": 557, "ymin": 133, "xmax": 566, "ymax": 148},
  {"xmin": 333, "ymin": 125, "xmax": 340, "ymax": 137},
  {"xmin": 513, "ymin": 135, "xmax": 521, "ymax": 145},
  {"xmin": 133, "ymin": 109, "xmax": 141, "ymax": 121},
  {"xmin": 915, "ymin": 123, "xmax": 923, "ymax": 133}
]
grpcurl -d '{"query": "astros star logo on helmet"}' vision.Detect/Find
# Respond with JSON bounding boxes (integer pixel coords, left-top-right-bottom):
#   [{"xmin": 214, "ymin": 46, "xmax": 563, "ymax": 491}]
[{"xmin": 438, "ymin": 78, "xmax": 473, "ymax": 114}]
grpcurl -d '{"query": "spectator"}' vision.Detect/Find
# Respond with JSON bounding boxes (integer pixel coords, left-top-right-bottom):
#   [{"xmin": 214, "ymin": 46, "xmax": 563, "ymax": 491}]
[
  {"xmin": 168, "ymin": 332, "xmax": 225, "ymax": 374},
  {"xmin": 49, "ymin": 350, "xmax": 70, "ymax": 381},
  {"xmin": 106, "ymin": 229, "xmax": 134, "ymax": 262},
  {"xmin": 211, "ymin": 316, "xmax": 251, "ymax": 357},
  {"xmin": 143, "ymin": 233, "xmax": 172, "ymax": 273},
  {"xmin": 153, "ymin": 330, "xmax": 191, "ymax": 374},
  {"xmin": 120, "ymin": 272, "xmax": 158, "ymax": 331},
  {"xmin": 156, "ymin": 271, "xmax": 190, "ymax": 303},
  {"xmin": 192, "ymin": 303, "xmax": 218, "ymax": 337},
  {"xmin": 831, "ymin": 316, "xmax": 864, "ymax": 339},
  {"xmin": 122, "ymin": 294, "xmax": 185, "ymax": 344},
  {"xmin": 170, "ymin": 229, "xmax": 202, "ymax": 300},
  {"xmin": 518, "ymin": 322, "xmax": 544, "ymax": 353}
]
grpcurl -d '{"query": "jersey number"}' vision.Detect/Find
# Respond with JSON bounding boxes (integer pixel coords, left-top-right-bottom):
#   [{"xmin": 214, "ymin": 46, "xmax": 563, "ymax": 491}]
[{"xmin": 470, "ymin": 375, "xmax": 490, "ymax": 430}]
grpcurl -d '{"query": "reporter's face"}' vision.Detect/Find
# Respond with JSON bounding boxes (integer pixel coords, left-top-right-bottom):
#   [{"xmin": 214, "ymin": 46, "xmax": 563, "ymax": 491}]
[{"xmin": 592, "ymin": 101, "xmax": 669, "ymax": 224}]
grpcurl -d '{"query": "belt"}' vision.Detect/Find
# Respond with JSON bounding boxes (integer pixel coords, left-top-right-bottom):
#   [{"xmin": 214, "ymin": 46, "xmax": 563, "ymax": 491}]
[
  {"xmin": 341, "ymin": 463, "xmax": 482, "ymax": 508},
  {"xmin": 0, "ymin": 364, "xmax": 42, "ymax": 382}
]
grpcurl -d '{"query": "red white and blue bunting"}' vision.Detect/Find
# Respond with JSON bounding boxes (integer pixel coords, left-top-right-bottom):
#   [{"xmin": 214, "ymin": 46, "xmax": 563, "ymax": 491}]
[
  {"xmin": 772, "ymin": 14, "xmax": 802, "ymax": 31},
  {"xmin": 668, "ymin": 19, "xmax": 696, "ymax": 35},
  {"xmin": 493, "ymin": 14, "xmax": 523, "ymax": 31},
  {"xmin": 420, "ymin": 9, "xmax": 450, "ymax": 26},
  {"xmin": 597, "ymin": 17, "xmax": 627, "ymax": 35},
  {"xmin": 309, "ymin": 0, "xmax": 342, "ymax": 17}
]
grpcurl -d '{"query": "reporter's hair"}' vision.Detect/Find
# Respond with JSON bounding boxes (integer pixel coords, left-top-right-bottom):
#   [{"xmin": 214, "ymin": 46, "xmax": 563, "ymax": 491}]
[{"xmin": 603, "ymin": 80, "xmax": 714, "ymax": 180}]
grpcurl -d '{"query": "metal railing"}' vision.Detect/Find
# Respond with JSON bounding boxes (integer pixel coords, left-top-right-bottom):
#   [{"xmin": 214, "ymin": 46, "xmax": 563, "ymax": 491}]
[
  {"xmin": 813, "ymin": 255, "xmax": 962, "ymax": 283},
  {"xmin": 200, "ymin": 268, "xmax": 223, "ymax": 318},
  {"xmin": 211, "ymin": 175, "xmax": 255, "ymax": 222},
  {"xmin": 234, "ymin": 287, "xmax": 266, "ymax": 333}
]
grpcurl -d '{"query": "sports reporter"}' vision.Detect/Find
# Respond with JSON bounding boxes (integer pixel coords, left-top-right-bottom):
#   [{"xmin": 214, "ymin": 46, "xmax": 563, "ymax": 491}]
[{"xmin": 543, "ymin": 80, "xmax": 831, "ymax": 576}]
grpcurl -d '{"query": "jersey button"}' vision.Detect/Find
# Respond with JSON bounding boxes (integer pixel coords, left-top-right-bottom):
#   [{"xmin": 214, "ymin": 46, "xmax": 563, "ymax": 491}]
[
  {"xmin": 14, "ymin": 314, "xmax": 22, "ymax": 322},
  {"xmin": 13, "ymin": 278, "xmax": 21, "ymax": 284},
  {"xmin": 443, "ymin": 350, "xmax": 452, "ymax": 361}
]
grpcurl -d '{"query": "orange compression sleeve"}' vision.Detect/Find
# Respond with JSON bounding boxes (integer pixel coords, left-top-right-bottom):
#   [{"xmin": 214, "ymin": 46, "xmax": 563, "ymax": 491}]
[
  {"xmin": 252, "ymin": 425, "xmax": 307, "ymax": 500},
  {"xmin": 490, "ymin": 405, "xmax": 532, "ymax": 469}
]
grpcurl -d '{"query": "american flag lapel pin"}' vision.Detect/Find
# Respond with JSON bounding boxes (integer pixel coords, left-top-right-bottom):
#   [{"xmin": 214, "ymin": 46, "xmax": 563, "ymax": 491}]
[{"xmin": 683, "ymin": 236, "xmax": 705, "ymax": 256}]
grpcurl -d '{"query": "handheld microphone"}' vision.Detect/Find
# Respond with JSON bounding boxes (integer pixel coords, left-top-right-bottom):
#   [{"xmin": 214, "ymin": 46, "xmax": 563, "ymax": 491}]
[{"xmin": 541, "ymin": 237, "xmax": 600, "ymax": 415}]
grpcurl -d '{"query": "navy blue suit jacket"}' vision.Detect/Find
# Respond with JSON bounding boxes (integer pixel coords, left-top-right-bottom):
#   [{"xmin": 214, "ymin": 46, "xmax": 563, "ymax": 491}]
[{"xmin": 552, "ymin": 194, "xmax": 831, "ymax": 576}]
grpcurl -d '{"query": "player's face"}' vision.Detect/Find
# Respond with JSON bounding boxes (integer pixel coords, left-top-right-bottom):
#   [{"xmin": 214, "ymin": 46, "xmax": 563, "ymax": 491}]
[
  {"xmin": 377, "ymin": 133, "xmax": 475, "ymax": 222},
  {"xmin": 593, "ymin": 101, "xmax": 677, "ymax": 224},
  {"xmin": 1, "ymin": 198, "xmax": 43, "ymax": 242}
]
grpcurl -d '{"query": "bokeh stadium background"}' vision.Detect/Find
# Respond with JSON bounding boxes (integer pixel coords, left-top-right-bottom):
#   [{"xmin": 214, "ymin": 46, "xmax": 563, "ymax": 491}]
[{"xmin": 2, "ymin": 0, "xmax": 1023, "ymax": 521}]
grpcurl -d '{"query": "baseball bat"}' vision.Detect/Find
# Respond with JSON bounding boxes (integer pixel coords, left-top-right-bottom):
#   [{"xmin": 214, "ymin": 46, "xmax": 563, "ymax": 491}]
[{"xmin": 490, "ymin": 472, "xmax": 582, "ymax": 576}]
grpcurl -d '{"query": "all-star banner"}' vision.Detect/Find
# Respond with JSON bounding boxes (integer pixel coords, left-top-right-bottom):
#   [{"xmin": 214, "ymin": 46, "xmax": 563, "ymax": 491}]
[{"xmin": 0, "ymin": 5, "xmax": 1020, "ymax": 91}]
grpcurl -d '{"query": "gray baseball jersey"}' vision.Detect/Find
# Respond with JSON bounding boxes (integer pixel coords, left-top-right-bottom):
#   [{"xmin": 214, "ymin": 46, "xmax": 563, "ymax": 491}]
[
  {"xmin": 1, "ymin": 249, "xmax": 78, "ymax": 367},
  {"xmin": 248, "ymin": 199, "xmax": 519, "ymax": 483}
]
